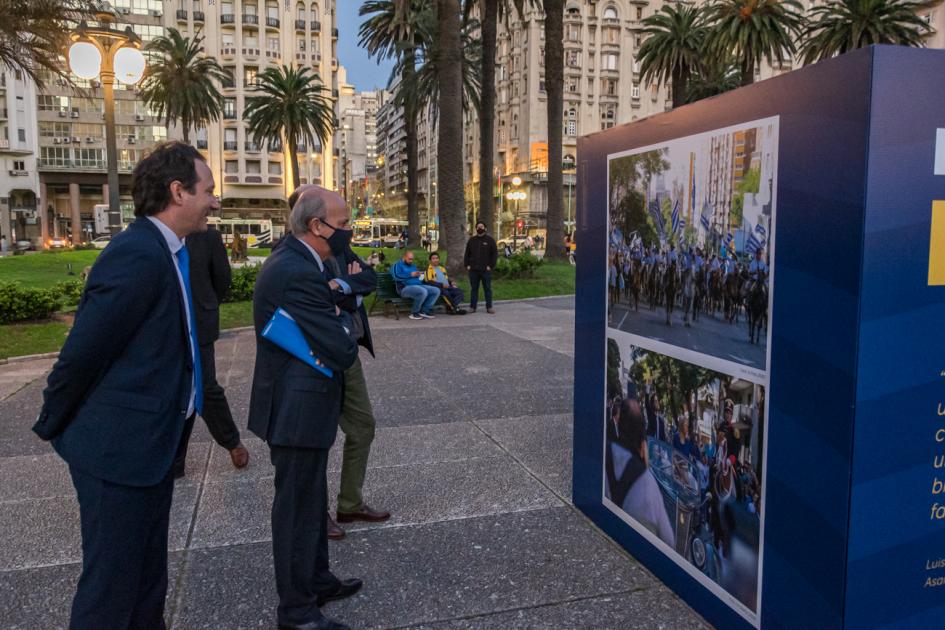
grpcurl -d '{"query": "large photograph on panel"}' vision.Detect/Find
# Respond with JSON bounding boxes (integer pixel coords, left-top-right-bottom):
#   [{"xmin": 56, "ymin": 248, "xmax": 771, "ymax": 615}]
[
  {"xmin": 606, "ymin": 118, "xmax": 778, "ymax": 374},
  {"xmin": 603, "ymin": 118, "xmax": 778, "ymax": 625}
]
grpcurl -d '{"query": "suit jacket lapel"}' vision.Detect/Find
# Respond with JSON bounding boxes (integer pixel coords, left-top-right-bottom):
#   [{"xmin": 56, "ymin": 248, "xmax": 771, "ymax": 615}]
[{"xmin": 136, "ymin": 217, "xmax": 190, "ymax": 350}]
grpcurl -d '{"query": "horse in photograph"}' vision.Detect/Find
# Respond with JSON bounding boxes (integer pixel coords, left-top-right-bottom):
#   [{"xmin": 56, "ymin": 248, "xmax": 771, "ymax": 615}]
[
  {"xmin": 708, "ymin": 269, "xmax": 724, "ymax": 318},
  {"xmin": 724, "ymin": 271, "xmax": 742, "ymax": 324},
  {"xmin": 680, "ymin": 263, "xmax": 695, "ymax": 327},
  {"xmin": 630, "ymin": 258, "xmax": 643, "ymax": 311},
  {"xmin": 663, "ymin": 259, "xmax": 679, "ymax": 325},
  {"xmin": 692, "ymin": 266, "xmax": 705, "ymax": 323},
  {"xmin": 746, "ymin": 279, "xmax": 767, "ymax": 344}
]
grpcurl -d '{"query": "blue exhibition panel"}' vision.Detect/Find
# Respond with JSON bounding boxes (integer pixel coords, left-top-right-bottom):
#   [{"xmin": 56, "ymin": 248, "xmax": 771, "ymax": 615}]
[{"xmin": 572, "ymin": 46, "xmax": 945, "ymax": 629}]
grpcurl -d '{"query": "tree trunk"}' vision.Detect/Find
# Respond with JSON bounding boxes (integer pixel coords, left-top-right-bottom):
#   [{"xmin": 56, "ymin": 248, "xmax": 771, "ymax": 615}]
[
  {"xmin": 543, "ymin": 0, "xmax": 566, "ymax": 261},
  {"xmin": 740, "ymin": 57, "xmax": 754, "ymax": 86},
  {"xmin": 671, "ymin": 68, "xmax": 688, "ymax": 108},
  {"xmin": 289, "ymin": 138, "xmax": 301, "ymax": 221},
  {"xmin": 436, "ymin": 0, "xmax": 466, "ymax": 277},
  {"xmin": 181, "ymin": 118, "xmax": 190, "ymax": 144},
  {"xmin": 477, "ymin": 0, "xmax": 498, "ymax": 235},
  {"xmin": 404, "ymin": 48, "xmax": 421, "ymax": 248}
]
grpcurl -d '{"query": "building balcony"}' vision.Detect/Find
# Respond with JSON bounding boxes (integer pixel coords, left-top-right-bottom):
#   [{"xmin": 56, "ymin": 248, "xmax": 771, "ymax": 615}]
[
  {"xmin": 194, "ymin": 10, "xmax": 205, "ymax": 22},
  {"xmin": 312, "ymin": 20, "xmax": 321, "ymax": 32},
  {"xmin": 242, "ymin": 14, "xmax": 259, "ymax": 26},
  {"xmin": 244, "ymin": 175, "xmax": 264, "ymax": 183},
  {"xmin": 331, "ymin": 27, "xmax": 339, "ymax": 39},
  {"xmin": 221, "ymin": 13, "xmax": 235, "ymax": 24},
  {"xmin": 242, "ymin": 47, "xmax": 260, "ymax": 58},
  {"xmin": 295, "ymin": 19, "xmax": 306, "ymax": 30},
  {"xmin": 176, "ymin": 9, "xmax": 187, "ymax": 21},
  {"xmin": 265, "ymin": 49, "xmax": 281, "ymax": 61},
  {"xmin": 196, "ymin": 139, "xmax": 208, "ymax": 149},
  {"xmin": 266, "ymin": 17, "xmax": 280, "ymax": 29},
  {"xmin": 224, "ymin": 141, "xmax": 238, "ymax": 151},
  {"xmin": 224, "ymin": 175, "xmax": 239, "ymax": 183},
  {"xmin": 0, "ymin": 139, "xmax": 8, "ymax": 149},
  {"xmin": 268, "ymin": 176, "xmax": 283, "ymax": 184},
  {"xmin": 295, "ymin": 52, "xmax": 308, "ymax": 63},
  {"xmin": 244, "ymin": 141, "xmax": 261, "ymax": 152},
  {"xmin": 221, "ymin": 47, "xmax": 237, "ymax": 59}
]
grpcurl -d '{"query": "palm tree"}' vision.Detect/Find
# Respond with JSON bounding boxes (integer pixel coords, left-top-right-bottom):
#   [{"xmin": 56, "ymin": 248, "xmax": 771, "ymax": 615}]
[
  {"xmin": 436, "ymin": 0, "xmax": 468, "ymax": 275},
  {"xmin": 799, "ymin": 0, "xmax": 929, "ymax": 64},
  {"xmin": 638, "ymin": 4, "xmax": 706, "ymax": 109},
  {"xmin": 467, "ymin": 0, "xmax": 530, "ymax": 236},
  {"xmin": 542, "ymin": 0, "xmax": 567, "ymax": 261},
  {"xmin": 705, "ymin": 0, "xmax": 805, "ymax": 86},
  {"xmin": 138, "ymin": 28, "xmax": 228, "ymax": 144},
  {"xmin": 396, "ymin": 5, "xmax": 482, "ymax": 115},
  {"xmin": 686, "ymin": 57, "xmax": 742, "ymax": 103},
  {"xmin": 360, "ymin": 0, "xmax": 426, "ymax": 247},
  {"xmin": 243, "ymin": 65, "xmax": 334, "ymax": 193},
  {"xmin": 0, "ymin": 0, "xmax": 91, "ymax": 86}
]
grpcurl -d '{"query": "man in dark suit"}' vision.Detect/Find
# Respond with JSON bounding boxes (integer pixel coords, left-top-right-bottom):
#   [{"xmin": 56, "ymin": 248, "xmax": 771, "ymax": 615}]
[
  {"xmin": 287, "ymin": 186, "xmax": 390, "ymax": 541},
  {"xmin": 172, "ymin": 227, "xmax": 249, "ymax": 476},
  {"xmin": 249, "ymin": 188, "xmax": 362, "ymax": 630},
  {"xmin": 32, "ymin": 142, "xmax": 218, "ymax": 629}
]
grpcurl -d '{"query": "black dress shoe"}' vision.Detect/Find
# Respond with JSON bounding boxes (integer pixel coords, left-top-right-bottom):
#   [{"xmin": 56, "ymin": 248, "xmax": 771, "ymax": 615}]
[
  {"xmin": 316, "ymin": 578, "xmax": 363, "ymax": 607},
  {"xmin": 278, "ymin": 619, "xmax": 350, "ymax": 630}
]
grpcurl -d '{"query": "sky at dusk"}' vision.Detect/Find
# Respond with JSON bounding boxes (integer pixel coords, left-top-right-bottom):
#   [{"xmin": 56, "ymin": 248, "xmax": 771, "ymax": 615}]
[{"xmin": 336, "ymin": 3, "xmax": 395, "ymax": 93}]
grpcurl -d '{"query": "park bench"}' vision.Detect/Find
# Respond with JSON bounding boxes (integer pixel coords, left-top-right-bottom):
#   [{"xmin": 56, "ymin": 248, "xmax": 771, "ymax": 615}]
[{"xmin": 370, "ymin": 272, "xmax": 445, "ymax": 319}]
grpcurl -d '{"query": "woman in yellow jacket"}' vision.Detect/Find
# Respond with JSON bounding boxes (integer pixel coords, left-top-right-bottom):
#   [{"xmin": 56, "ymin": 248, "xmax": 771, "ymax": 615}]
[{"xmin": 424, "ymin": 252, "xmax": 467, "ymax": 315}]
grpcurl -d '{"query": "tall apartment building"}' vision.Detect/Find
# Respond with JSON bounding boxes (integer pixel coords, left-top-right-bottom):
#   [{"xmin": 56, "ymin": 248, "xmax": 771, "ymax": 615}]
[
  {"xmin": 171, "ymin": 0, "xmax": 339, "ymax": 229},
  {"xmin": 337, "ymin": 75, "xmax": 386, "ymax": 213},
  {"xmin": 0, "ymin": 68, "xmax": 40, "ymax": 247}
]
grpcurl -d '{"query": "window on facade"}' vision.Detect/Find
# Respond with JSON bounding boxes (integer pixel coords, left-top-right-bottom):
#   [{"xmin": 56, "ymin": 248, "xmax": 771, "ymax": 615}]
[
  {"xmin": 567, "ymin": 24, "xmax": 580, "ymax": 41},
  {"xmin": 41, "ymin": 146, "xmax": 70, "ymax": 166},
  {"xmin": 244, "ymin": 2, "xmax": 257, "ymax": 15},
  {"xmin": 268, "ymin": 36, "xmax": 280, "ymax": 50},
  {"xmin": 246, "ymin": 160, "xmax": 261, "ymax": 174},
  {"xmin": 116, "ymin": 99, "xmax": 137, "ymax": 117},
  {"xmin": 636, "ymin": 7, "xmax": 643, "ymax": 20},
  {"xmin": 298, "ymin": 38, "xmax": 306, "ymax": 51},
  {"xmin": 224, "ymin": 128, "xmax": 237, "ymax": 143},
  {"xmin": 567, "ymin": 51, "xmax": 580, "ymax": 67},
  {"xmin": 297, "ymin": 2, "xmax": 304, "ymax": 20},
  {"xmin": 224, "ymin": 98, "xmax": 237, "ymax": 119},
  {"xmin": 75, "ymin": 148, "xmax": 104, "ymax": 167},
  {"xmin": 539, "ymin": 76, "xmax": 545, "ymax": 92},
  {"xmin": 268, "ymin": 162, "xmax": 282, "ymax": 175},
  {"xmin": 225, "ymin": 160, "xmax": 239, "ymax": 173},
  {"xmin": 267, "ymin": 2, "xmax": 278, "ymax": 18},
  {"xmin": 12, "ymin": 159, "xmax": 24, "ymax": 170},
  {"xmin": 603, "ymin": 6, "xmax": 618, "ymax": 20},
  {"xmin": 632, "ymin": 84, "xmax": 640, "ymax": 99},
  {"xmin": 566, "ymin": 120, "xmax": 576, "ymax": 136},
  {"xmin": 604, "ymin": 27, "xmax": 619, "ymax": 44},
  {"xmin": 244, "ymin": 67, "xmax": 258, "ymax": 87},
  {"xmin": 221, "ymin": 69, "xmax": 235, "ymax": 88},
  {"xmin": 602, "ymin": 54, "xmax": 618, "ymax": 70},
  {"xmin": 568, "ymin": 79, "xmax": 578, "ymax": 93},
  {"xmin": 222, "ymin": 33, "xmax": 235, "ymax": 48},
  {"xmin": 222, "ymin": 2, "xmax": 234, "ymax": 15},
  {"xmin": 244, "ymin": 33, "xmax": 259, "ymax": 48},
  {"xmin": 39, "ymin": 121, "xmax": 70, "ymax": 137},
  {"xmin": 74, "ymin": 123, "xmax": 103, "ymax": 140}
]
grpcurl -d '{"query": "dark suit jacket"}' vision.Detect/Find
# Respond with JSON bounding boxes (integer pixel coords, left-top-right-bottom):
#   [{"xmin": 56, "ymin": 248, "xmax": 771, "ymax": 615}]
[
  {"xmin": 34, "ymin": 217, "xmax": 195, "ymax": 487},
  {"xmin": 248, "ymin": 235, "xmax": 359, "ymax": 448},
  {"xmin": 330, "ymin": 246, "xmax": 377, "ymax": 357},
  {"xmin": 187, "ymin": 227, "xmax": 231, "ymax": 344}
]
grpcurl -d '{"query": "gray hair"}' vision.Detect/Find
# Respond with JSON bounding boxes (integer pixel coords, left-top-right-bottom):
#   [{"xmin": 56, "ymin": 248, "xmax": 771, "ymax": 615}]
[{"xmin": 288, "ymin": 192, "xmax": 327, "ymax": 236}]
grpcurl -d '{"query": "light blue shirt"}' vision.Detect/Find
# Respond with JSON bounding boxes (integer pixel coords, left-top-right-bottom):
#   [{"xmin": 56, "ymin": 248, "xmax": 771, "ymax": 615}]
[{"xmin": 147, "ymin": 216, "xmax": 196, "ymax": 418}]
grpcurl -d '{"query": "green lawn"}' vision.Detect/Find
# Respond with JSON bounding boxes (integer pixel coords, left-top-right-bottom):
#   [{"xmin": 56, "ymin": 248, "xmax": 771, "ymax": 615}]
[
  {"xmin": 0, "ymin": 249, "xmax": 574, "ymax": 359},
  {"xmin": 0, "ymin": 250, "xmax": 101, "ymax": 288},
  {"xmin": 0, "ymin": 321, "xmax": 71, "ymax": 360}
]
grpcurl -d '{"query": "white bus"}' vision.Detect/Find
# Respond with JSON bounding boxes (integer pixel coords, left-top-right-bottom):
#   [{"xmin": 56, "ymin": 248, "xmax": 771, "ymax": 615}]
[
  {"xmin": 352, "ymin": 218, "xmax": 407, "ymax": 248},
  {"xmin": 207, "ymin": 217, "xmax": 274, "ymax": 247}
]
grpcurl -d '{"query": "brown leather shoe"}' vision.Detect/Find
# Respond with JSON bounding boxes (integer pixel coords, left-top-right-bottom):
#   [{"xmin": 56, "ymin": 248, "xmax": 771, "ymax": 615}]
[
  {"xmin": 229, "ymin": 443, "xmax": 249, "ymax": 469},
  {"xmin": 327, "ymin": 516, "xmax": 346, "ymax": 540},
  {"xmin": 486, "ymin": 308, "xmax": 495, "ymax": 314},
  {"xmin": 336, "ymin": 505, "xmax": 391, "ymax": 523}
]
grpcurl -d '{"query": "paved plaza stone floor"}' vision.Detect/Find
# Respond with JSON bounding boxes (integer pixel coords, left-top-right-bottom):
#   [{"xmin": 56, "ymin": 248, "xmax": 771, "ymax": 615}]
[{"xmin": 0, "ymin": 296, "xmax": 709, "ymax": 629}]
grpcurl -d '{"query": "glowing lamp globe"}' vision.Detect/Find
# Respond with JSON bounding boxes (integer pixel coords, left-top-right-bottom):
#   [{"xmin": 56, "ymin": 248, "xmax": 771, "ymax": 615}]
[
  {"xmin": 114, "ymin": 47, "xmax": 146, "ymax": 85},
  {"xmin": 68, "ymin": 41, "xmax": 102, "ymax": 80}
]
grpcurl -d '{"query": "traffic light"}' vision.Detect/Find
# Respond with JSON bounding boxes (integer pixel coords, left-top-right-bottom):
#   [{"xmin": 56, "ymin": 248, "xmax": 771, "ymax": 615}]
[{"xmin": 516, "ymin": 220, "xmax": 524, "ymax": 230}]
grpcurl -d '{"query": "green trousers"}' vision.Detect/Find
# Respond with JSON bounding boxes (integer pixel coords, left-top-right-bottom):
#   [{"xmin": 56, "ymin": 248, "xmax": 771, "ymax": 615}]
[{"xmin": 337, "ymin": 356, "xmax": 376, "ymax": 513}]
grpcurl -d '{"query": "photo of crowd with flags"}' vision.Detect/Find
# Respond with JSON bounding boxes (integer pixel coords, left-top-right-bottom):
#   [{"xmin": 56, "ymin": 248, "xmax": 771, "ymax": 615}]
[
  {"xmin": 604, "ymin": 337, "xmax": 765, "ymax": 617},
  {"xmin": 607, "ymin": 119, "xmax": 778, "ymax": 371}
]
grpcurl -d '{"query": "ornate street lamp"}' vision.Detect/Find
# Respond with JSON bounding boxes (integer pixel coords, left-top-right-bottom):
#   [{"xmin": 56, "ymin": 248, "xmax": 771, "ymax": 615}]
[
  {"xmin": 506, "ymin": 177, "xmax": 527, "ymax": 251},
  {"xmin": 68, "ymin": 5, "xmax": 146, "ymax": 234}
]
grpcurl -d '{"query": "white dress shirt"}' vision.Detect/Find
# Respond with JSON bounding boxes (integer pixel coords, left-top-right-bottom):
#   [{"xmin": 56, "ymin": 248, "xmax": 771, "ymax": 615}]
[{"xmin": 147, "ymin": 216, "xmax": 197, "ymax": 418}]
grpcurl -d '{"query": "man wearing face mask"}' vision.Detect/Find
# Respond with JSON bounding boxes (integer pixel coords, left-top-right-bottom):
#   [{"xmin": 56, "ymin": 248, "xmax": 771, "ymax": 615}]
[
  {"xmin": 288, "ymin": 186, "xmax": 391, "ymax": 540},
  {"xmin": 250, "ymin": 188, "xmax": 362, "ymax": 630},
  {"xmin": 464, "ymin": 221, "xmax": 498, "ymax": 314}
]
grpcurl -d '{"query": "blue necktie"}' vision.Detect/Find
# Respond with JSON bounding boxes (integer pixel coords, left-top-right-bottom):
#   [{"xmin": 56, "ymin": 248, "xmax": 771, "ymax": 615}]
[{"xmin": 175, "ymin": 246, "xmax": 203, "ymax": 415}]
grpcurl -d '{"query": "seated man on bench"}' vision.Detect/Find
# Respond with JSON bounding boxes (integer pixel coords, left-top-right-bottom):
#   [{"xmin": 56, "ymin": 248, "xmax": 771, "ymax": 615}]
[
  {"xmin": 392, "ymin": 250, "xmax": 440, "ymax": 320},
  {"xmin": 424, "ymin": 252, "xmax": 467, "ymax": 315}
]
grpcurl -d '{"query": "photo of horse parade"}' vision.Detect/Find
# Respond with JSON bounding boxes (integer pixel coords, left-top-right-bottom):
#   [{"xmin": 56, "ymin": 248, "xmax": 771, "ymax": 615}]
[
  {"xmin": 607, "ymin": 119, "xmax": 778, "ymax": 372},
  {"xmin": 604, "ymin": 338, "xmax": 765, "ymax": 617}
]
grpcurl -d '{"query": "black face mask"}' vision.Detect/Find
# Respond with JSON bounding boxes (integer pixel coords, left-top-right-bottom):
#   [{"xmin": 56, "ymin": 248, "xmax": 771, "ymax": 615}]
[
  {"xmin": 476, "ymin": 227, "xmax": 485, "ymax": 235},
  {"xmin": 317, "ymin": 219, "xmax": 352, "ymax": 256}
]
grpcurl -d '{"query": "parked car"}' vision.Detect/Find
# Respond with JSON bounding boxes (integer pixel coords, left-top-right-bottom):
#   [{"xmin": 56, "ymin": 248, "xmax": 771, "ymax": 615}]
[
  {"xmin": 14, "ymin": 238, "xmax": 34, "ymax": 252},
  {"xmin": 90, "ymin": 235, "xmax": 111, "ymax": 249},
  {"xmin": 47, "ymin": 236, "xmax": 69, "ymax": 249}
]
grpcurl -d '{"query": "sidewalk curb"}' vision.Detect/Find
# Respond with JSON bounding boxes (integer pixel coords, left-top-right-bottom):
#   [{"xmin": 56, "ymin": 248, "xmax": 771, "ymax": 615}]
[{"xmin": 0, "ymin": 351, "xmax": 60, "ymax": 365}]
